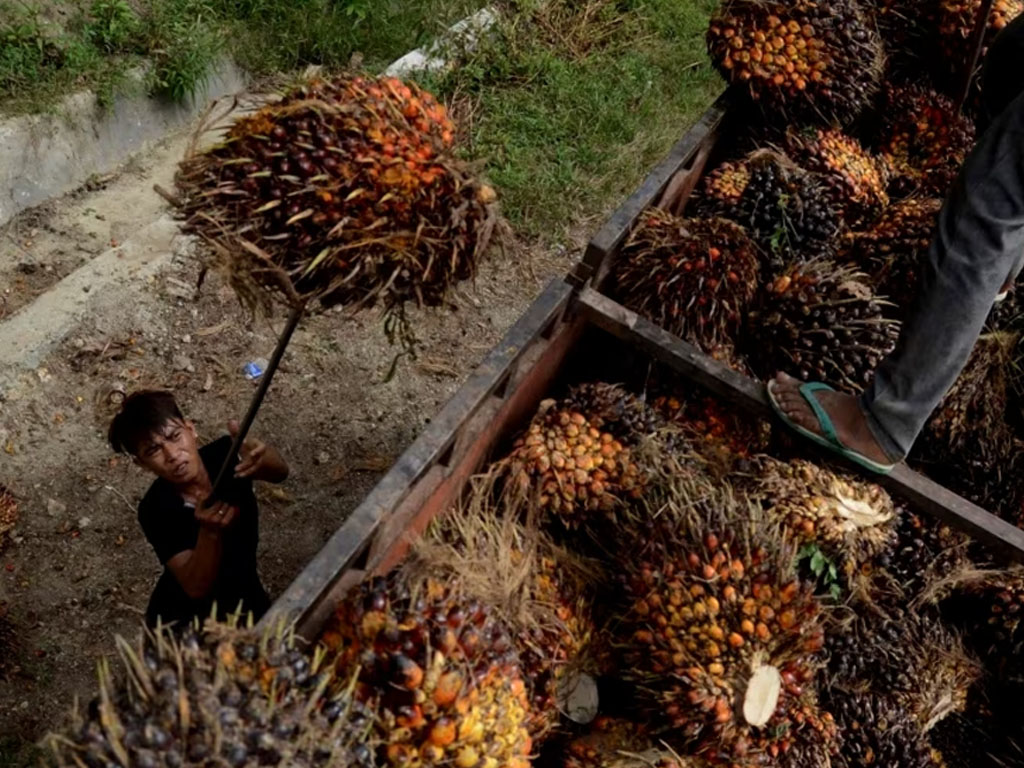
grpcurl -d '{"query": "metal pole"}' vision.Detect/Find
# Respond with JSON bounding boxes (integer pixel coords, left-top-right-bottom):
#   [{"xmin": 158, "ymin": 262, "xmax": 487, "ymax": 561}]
[
  {"xmin": 210, "ymin": 302, "xmax": 305, "ymax": 500},
  {"xmin": 957, "ymin": 0, "xmax": 997, "ymax": 112}
]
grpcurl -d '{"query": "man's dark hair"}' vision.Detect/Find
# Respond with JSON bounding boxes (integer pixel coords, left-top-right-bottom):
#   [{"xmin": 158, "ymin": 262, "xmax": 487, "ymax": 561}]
[{"xmin": 108, "ymin": 390, "xmax": 185, "ymax": 455}]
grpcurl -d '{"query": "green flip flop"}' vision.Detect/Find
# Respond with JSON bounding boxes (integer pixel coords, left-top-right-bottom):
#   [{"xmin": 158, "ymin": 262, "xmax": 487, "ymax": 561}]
[{"xmin": 766, "ymin": 380, "xmax": 896, "ymax": 476}]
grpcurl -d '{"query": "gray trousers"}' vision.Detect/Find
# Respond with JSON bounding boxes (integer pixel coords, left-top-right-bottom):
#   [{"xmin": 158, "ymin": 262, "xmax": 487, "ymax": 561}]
[{"xmin": 860, "ymin": 88, "xmax": 1024, "ymax": 460}]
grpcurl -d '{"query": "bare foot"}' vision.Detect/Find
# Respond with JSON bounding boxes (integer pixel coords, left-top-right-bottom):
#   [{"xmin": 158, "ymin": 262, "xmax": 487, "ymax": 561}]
[{"xmin": 769, "ymin": 372, "xmax": 895, "ymax": 465}]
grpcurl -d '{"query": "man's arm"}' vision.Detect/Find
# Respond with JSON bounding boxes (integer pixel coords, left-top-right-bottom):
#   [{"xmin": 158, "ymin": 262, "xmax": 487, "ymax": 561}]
[
  {"xmin": 166, "ymin": 499, "xmax": 238, "ymax": 599},
  {"xmin": 228, "ymin": 420, "xmax": 289, "ymax": 483}
]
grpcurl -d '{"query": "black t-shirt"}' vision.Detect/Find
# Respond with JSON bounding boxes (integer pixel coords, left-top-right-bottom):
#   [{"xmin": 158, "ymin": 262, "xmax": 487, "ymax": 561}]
[{"xmin": 138, "ymin": 436, "xmax": 269, "ymax": 627}]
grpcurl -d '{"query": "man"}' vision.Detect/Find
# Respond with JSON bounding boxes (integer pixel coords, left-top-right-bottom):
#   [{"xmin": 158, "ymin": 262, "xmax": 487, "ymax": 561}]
[
  {"xmin": 108, "ymin": 390, "xmax": 289, "ymax": 626},
  {"xmin": 768, "ymin": 14, "xmax": 1024, "ymax": 473}
]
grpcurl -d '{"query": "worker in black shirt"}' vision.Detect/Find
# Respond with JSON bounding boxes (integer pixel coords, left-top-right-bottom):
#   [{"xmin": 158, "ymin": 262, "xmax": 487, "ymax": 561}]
[{"xmin": 108, "ymin": 390, "xmax": 289, "ymax": 627}]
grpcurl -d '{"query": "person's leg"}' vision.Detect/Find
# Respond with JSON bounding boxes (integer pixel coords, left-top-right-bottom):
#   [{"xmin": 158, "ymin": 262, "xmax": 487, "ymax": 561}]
[{"xmin": 773, "ymin": 90, "xmax": 1024, "ymax": 462}]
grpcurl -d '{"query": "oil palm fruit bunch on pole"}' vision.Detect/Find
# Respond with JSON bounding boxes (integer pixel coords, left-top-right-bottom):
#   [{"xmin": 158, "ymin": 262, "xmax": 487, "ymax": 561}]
[
  {"xmin": 613, "ymin": 210, "xmax": 760, "ymax": 356},
  {"xmin": 840, "ymin": 197, "xmax": 942, "ymax": 317},
  {"xmin": 413, "ymin": 492, "xmax": 596, "ymax": 738},
  {"xmin": 0, "ymin": 483, "xmax": 17, "ymax": 553},
  {"xmin": 173, "ymin": 75, "xmax": 497, "ymax": 319},
  {"xmin": 503, "ymin": 398, "xmax": 645, "ymax": 529},
  {"xmin": 615, "ymin": 467, "xmax": 837, "ymax": 767},
  {"xmin": 321, "ymin": 571, "xmax": 532, "ymax": 768},
  {"xmin": 561, "ymin": 717, "xmax": 701, "ymax": 768},
  {"xmin": 786, "ymin": 128, "xmax": 890, "ymax": 226},
  {"xmin": 700, "ymin": 150, "xmax": 844, "ymax": 269},
  {"xmin": 706, "ymin": 0, "xmax": 884, "ymax": 126},
  {"xmin": 756, "ymin": 458, "xmax": 897, "ymax": 583},
  {"xmin": 824, "ymin": 691, "xmax": 935, "ymax": 768},
  {"xmin": 876, "ymin": 85, "xmax": 975, "ymax": 198},
  {"xmin": 825, "ymin": 601, "xmax": 980, "ymax": 734},
  {"xmin": 46, "ymin": 619, "xmax": 375, "ymax": 768},
  {"xmin": 746, "ymin": 261, "xmax": 900, "ymax": 392}
]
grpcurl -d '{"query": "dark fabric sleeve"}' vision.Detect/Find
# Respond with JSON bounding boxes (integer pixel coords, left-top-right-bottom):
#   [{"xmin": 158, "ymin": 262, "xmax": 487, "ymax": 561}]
[{"xmin": 139, "ymin": 494, "xmax": 198, "ymax": 565}]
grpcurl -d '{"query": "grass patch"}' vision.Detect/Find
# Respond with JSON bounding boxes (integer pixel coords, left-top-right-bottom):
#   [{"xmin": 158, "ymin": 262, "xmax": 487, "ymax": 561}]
[
  {"xmin": 420, "ymin": 0, "xmax": 721, "ymax": 240},
  {"xmin": 0, "ymin": 0, "xmax": 485, "ymax": 114}
]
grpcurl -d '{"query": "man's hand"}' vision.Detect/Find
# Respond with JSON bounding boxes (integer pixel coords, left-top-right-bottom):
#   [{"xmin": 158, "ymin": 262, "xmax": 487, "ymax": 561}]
[
  {"xmin": 195, "ymin": 497, "xmax": 239, "ymax": 531},
  {"xmin": 227, "ymin": 419, "xmax": 290, "ymax": 482}
]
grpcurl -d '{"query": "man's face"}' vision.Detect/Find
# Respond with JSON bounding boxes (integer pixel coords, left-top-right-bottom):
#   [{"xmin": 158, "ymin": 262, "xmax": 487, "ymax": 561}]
[{"xmin": 134, "ymin": 419, "xmax": 202, "ymax": 485}]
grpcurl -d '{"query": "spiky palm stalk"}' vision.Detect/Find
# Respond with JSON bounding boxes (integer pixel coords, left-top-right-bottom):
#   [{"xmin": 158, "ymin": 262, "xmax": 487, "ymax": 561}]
[
  {"xmin": 841, "ymin": 197, "xmax": 942, "ymax": 317},
  {"xmin": 615, "ymin": 466, "xmax": 836, "ymax": 767},
  {"xmin": 877, "ymin": 85, "xmax": 975, "ymax": 198},
  {"xmin": 0, "ymin": 483, "xmax": 16, "ymax": 553},
  {"xmin": 47, "ymin": 620, "xmax": 373, "ymax": 768},
  {"xmin": 413, "ymin": 491, "xmax": 596, "ymax": 738},
  {"xmin": 613, "ymin": 211, "xmax": 760, "ymax": 356},
  {"xmin": 174, "ymin": 75, "xmax": 497, "ymax": 319},
  {"xmin": 747, "ymin": 260, "xmax": 900, "ymax": 392},
  {"xmin": 786, "ymin": 128, "xmax": 890, "ymax": 225},
  {"xmin": 503, "ymin": 399, "xmax": 645, "ymax": 529},
  {"xmin": 706, "ymin": 0, "xmax": 884, "ymax": 126},
  {"xmin": 756, "ymin": 458, "xmax": 897, "ymax": 584},
  {"xmin": 321, "ymin": 571, "xmax": 532, "ymax": 768},
  {"xmin": 562, "ymin": 717, "xmax": 699, "ymax": 768},
  {"xmin": 700, "ymin": 150, "xmax": 844, "ymax": 269}
]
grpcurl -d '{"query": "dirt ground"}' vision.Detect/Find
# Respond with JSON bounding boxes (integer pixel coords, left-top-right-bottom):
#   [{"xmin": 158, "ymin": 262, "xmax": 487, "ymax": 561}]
[{"xmin": 0, "ymin": 156, "xmax": 582, "ymax": 756}]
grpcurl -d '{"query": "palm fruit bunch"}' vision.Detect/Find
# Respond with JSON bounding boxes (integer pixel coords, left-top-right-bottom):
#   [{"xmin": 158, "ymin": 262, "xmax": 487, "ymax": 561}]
[
  {"xmin": 174, "ymin": 74, "xmax": 496, "ymax": 315},
  {"xmin": 876, "ymin": 510, "xmax": 969, "ymax": 599},
  {"xmin": 944, "ymin": 570, "xmax": 1024, "ymax": 670},
  {"xmin": 562, "ymin": 383, "xmax": 668, "ymax": 448},
  {"xmin": 746, "ymin": 261, "xmax": 900, "ymax": 392},
  {"xmin": 0, "ymin": 483, "xmax": 16, "ymax": 552},
  {"xmin": 841, "ymin": 197, "xmax": 942, "ymax": 315},
  {"xmin": 700, "ymin": 150, "xmax": 844, "ymax": 269},
  {"xmin": 414, "ymin": 497, "xmax": 595, "ymax": 737},
  {"xmin": 825, "ymin": 601, "xmax": 979, "ymax": 734},
  {"xmin": 47, "ymin": 619, "xmax": 375, "ymax": 768},
  {"xmin": 615, "ymin": 467, "xmax": 836, "ymax": 767},
  {"xmin": 824, "ymin": 691, "xmax": 935, "ymax": 768},
  {"xmin": 786, "ymin": 128, "xmax": 890, "ymax": 225},
  {"xmin": 876, "ymin": 85, "xmax": 975, "ymax": 197},
  {"xmin": 756, "ymin": 458, "xmax": 897, "ymax": 582},
  {"xmin": 930, "ymin": 687, "xmax": 1024, "ymax": 768},
  {"xmin": 935, "ymin": 0, "xmax": 1024, "ymax": 79},
  {"xmin": 650, "ymin": 390, "xmax": 772, "ymax": 463},
  {"xmin": 706, "ymin": 0, "xmax": 884, "ymax": 126},
  {"xmin": 321, "ymin": 571, "xmax": 532, "ymax": 768},
  {"xmin": 561, "ymin": 717, "xmax": 699, "ymax": 768},
  {"xmin": 613, "ymin": 210, "xmax": 759, "ymax": 356},
  {"xmin": 504, "ymin": 399, "xmax": 644, "ymax": 528},
  {"xmin": 865, "ymin": 0, "xmax": 933, "ymax": 66},
  {"xmin": 917, "ymin": 333, "xmax": 1017, "ymax": 510}
]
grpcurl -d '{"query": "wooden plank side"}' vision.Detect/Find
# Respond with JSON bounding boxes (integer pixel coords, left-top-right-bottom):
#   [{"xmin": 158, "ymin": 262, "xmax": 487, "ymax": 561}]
[
  {"xmin": 260, "ymin": 279, "xmax": 576, "ymax": 633},
  {"xmin": 573, "ymin": 90, "xmax": 731, "ymax": 287},
  {"xmin": 575, "ymin": 287, "xmax": 1024, "ymax": 562}
]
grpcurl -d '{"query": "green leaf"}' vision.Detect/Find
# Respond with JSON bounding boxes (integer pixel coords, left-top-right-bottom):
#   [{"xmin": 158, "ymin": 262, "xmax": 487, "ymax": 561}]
[
  {"xmin": 809, "ymin": 550, "xmax": 826, "ymax": 576},
  {"xmin": 829, "ymin": 583, "xmax": 842, "ymax": 600}
]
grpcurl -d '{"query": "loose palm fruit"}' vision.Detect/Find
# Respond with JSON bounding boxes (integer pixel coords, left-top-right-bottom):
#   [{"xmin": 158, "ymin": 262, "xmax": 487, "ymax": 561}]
[
  {"xmin": 504, "ymin": 399, "xmax": 644, "ymax": 528},
  {"xmin": 47, "ymin": 620, "xmax": 373, "ymax": 768},
  {"xmin": 746, "ymin": 260, "xmax": 900, "ymax": 393},
  {"xmin": 322, "ymin": 572, "xmax": 532, "ymax": 768},
  {"xmin": 175, "ymin": 74, "xmax": 496, "ymax": 317},
  {"xmin": 0, "ymin": 484, "xmax": 16, "ymax": 553},
  {"xmin": 707, "ymin": 0, "xmax": 884, "ymax": 126},
  {"xmin": 613, "ymin": 211, "xmax": 759, "ymax": 355}
]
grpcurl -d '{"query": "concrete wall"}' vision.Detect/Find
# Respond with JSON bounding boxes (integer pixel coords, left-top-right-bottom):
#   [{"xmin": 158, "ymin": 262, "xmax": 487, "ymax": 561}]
[{"xmin": 0, "ymin": 60, "xmax": 248, "ymax": 227}]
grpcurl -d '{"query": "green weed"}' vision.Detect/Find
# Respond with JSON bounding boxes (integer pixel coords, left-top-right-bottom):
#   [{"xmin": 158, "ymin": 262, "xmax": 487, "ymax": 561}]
[{"xmin": 86, "ymin": 0, "xmax": 142, "ymax": 53}]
